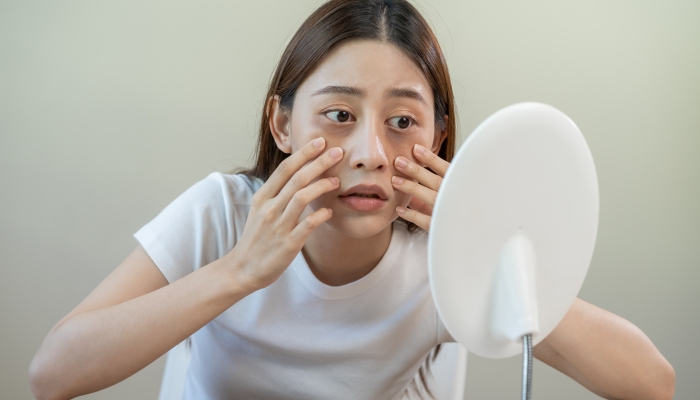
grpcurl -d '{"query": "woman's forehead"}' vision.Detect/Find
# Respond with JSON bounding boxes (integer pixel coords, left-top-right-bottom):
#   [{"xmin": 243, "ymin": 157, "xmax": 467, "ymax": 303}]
[{"xmin": 298, "ymin": 40, "xmax": 433, "ymax": 104}]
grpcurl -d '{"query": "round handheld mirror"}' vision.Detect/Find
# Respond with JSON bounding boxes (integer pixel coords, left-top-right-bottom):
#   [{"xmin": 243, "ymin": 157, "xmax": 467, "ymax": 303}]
[{"xmin": 428, "ymin": 102, "xmax": 599, "ymax": 398}]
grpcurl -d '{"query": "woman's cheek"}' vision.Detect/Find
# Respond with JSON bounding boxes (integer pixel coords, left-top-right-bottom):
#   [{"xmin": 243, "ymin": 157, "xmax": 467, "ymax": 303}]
[
  {"xmin": 389, "ymin": 146, "xmax": 418, "ymax": 179},
  {"xmin": 387, "ymin": 150, "xmax": 413, "ymax": 205},
  {"xmin": 320, "ymin": 162, "xmax": 344, "ymax": 181},
  {"xmin": 396, "ymin": 191, "xmax": 412, "ymax": 208},
  {"xmin": 322, "ymin": 134, "xmax": 346, "ymax": 153},
  {"xmin": 290, "ymin": 117, "xmax": 329, "ymax": 151}
]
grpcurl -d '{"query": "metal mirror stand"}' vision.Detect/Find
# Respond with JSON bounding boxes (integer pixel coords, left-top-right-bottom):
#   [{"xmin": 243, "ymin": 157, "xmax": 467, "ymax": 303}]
[{"xmin": 521, "ymin": 333, "xmax": 533, "ymax": 400}]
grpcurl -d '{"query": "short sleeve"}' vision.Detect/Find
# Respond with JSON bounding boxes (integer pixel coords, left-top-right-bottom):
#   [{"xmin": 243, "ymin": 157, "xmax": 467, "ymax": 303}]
[{"xmin": 134, "ymin": 173, "xmax": 262, "ymax": 284}]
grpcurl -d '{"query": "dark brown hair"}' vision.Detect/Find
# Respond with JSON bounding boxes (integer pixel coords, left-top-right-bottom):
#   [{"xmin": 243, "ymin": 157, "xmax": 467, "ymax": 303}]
[
  {"xmin": 239, "ymin": 0, "xmax": 457, "ymax": 397},
  {"xmin": 242, "ymin": 0, "xmax": 456, "ymax": 180}
]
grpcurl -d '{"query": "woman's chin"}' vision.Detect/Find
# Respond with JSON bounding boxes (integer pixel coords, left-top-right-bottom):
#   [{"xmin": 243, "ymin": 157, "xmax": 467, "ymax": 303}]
[{"xmin": 323, "ymin": 209, "xmax": 397, "ymax": 239}]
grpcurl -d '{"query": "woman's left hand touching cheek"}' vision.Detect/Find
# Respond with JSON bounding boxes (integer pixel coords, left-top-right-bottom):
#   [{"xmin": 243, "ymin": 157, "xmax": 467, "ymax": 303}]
[{"xmin": 392, "ymin": 144, "xmax": 450, "ymax": 231}]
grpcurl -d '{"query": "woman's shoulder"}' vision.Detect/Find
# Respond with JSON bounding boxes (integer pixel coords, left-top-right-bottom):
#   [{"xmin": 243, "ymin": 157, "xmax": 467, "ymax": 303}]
[
  {"xmin": 389, "ymin": 220, "xmax": 430, "ymax": 268},
  {"xmin": 394, "ymin": 219, "xmax": 429, "ymax": 244},
  {"xmin": 140, "ymin": 171, "xmax": 263, "ymax": 233},
  {"xmin": 196, "ymin": 172, "xmax": 264, "ymax": 206}
]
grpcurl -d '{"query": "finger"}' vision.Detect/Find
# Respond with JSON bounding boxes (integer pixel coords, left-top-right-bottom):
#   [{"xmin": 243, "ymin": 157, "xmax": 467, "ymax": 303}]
[
  {"xmin": 396, "ymin": 206, "xmax": 431, "ymax": 231},
  {"xmin": 391, "ymin": 175, "xmax": 437, "ymax": 209},
  {"xmin": 408, "ymin": 196, "xmax": 433, "ymax": 217},
  {"xmin": 413, "ymin": 144, "xmax": 450, "ymax": 177},
  {"xmin": 256, "ymin": 137, "xmax": 326, "ymax": 200},
  {"xmin": 394, "ymin": 156, "xmax": 443, "ymax": 192},
  {"xmin": 290, "ymin": 207, "xmax": 333, "ymax": 243},
  {"xmin": 275, "ymin": 147, "xmax": 343, "ymax": 206},
  {"xmin": 281, "ymin": 176, "xmax": 340, "ymax": 223}
]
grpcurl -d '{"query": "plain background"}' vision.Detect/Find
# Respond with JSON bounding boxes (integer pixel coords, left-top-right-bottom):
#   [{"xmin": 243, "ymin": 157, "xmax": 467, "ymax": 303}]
[{"xmin": 1, "ymin": 0, "xmax": 698, "ymax": 399}]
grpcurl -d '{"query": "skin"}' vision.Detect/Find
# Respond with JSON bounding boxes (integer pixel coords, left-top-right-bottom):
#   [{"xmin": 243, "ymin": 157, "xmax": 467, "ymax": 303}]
[{"xmin": 28, "ymin": 40, "xmax": 675, "ymax": 400}]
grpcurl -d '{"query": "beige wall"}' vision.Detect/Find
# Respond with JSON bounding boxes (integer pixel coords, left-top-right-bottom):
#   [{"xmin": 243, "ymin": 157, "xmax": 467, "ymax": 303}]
[{"xmin": 1, "ymin": 1, "xmax": 698, "ymax": 399}]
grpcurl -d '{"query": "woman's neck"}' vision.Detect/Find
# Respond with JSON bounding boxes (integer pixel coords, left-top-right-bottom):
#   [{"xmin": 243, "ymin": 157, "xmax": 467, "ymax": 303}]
[{"xmin": 302, "ymin": 221, "xmax": 393, "ymax": 287}]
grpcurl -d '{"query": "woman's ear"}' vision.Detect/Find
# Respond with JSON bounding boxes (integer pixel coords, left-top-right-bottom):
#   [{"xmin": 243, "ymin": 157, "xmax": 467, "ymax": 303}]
[
  {"xmin": 431, "ymin": 114, "xmax": 449, "ymax": 154},
  {"xmin": 268, "ymin": 95, "xmax": 292, "ymax": 154}
]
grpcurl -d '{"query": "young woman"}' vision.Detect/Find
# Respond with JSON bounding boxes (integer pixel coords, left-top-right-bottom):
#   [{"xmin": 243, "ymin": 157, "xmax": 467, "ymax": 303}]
[{"xmin": 29, "ymin": 1, "xmax": 675, "ymax": 399}]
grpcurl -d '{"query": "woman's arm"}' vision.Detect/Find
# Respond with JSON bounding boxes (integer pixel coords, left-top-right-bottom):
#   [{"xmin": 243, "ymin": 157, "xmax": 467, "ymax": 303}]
[
  {"xmin": 29, "ymin": 137, "xmax": 343, "ymax": 400},
  {"xmin": 28, "ymin": 244, "xmax": 252, "ymax": 400},
  {"xmin": 534, "ymin": 298, "xmax": 675, "ymax": 400}
]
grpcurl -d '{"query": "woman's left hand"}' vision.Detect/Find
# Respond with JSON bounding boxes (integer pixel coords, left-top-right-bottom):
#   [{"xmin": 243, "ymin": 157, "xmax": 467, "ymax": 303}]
[{"xmin": 391, "ymin": 144, "xmax": 450, "ymax": 231}]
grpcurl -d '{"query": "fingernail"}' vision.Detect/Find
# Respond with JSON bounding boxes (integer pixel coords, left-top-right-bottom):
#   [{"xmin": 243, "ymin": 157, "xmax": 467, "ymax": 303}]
[
  {"xmin": 395, "ymin": 157, "xmax": 408, "ymax": 168},
  {"xmin": 392, "ymin": 176, "xmax": 405, "ymax": 185},
  {"xmin": 414, "ymin": 144, "xmax": 425, "ymax": 155},
  {"xmin": 330, "ymin": 148, "xmax": 343, "ymax": 159},
  {"xmin": 329, "ymin": 177, "xmax": 339, "ymax": 185},
  {"xmin": 313, "ymin": 137, "xmax": 325, "ymax": 148},
  {"xmin": 396, "ymin": 206, "xmax": 406, "ymax": 214}
]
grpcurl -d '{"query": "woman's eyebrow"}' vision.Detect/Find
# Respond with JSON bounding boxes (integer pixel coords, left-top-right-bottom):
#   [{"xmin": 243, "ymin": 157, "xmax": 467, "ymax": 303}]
[
  {"xmin": 311, "ymin": 85, "xmax": 364, "ymax": 97},
  {"xmin": 310, "ymin": 86, "xmax": 426, "ymax": 106},
  {"xmin": 387, "ymin": 87, "xmax": 427, "ymax": 105}
]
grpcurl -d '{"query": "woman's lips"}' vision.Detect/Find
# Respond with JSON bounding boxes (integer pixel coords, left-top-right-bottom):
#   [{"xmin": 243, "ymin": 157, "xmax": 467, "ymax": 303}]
[{"xmin": 338, "ymin": 194, "xmax": 387, "ymax": 212}]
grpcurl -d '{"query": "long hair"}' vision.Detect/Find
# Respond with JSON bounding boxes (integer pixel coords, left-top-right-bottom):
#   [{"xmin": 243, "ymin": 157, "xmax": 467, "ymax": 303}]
[
  {"xmin": 239, "ymin": 0, "xmax": 457, "ymax": 397},
  {"xmin": 242, "ymin": 0, "xmax": 456, "ymax": 180}
]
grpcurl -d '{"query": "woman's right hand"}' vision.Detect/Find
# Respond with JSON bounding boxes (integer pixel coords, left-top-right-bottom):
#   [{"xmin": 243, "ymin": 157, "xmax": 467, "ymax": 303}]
[
  {"xmin": 228, "ymin": 137, "xmax": 343, "ymax": 291},
  {"xmin": 27, "ymin": 141, "xmax": 344, "ymax": 399}
]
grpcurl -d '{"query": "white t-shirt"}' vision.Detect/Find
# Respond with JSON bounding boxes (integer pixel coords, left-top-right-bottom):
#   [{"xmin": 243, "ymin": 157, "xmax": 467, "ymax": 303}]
[{"xmin": 135, "ymin": 172, "xmax": 454, "ymax": 400}]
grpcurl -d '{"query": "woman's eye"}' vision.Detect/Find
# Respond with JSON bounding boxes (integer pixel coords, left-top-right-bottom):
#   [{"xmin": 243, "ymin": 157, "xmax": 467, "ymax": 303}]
[
  {"xmin": 388, "ymin": 116, "xmax": 414, "ymax": 130},
  {"xmin": 325, "ymin": 110, "xmax": 352, "ymax": 123}
]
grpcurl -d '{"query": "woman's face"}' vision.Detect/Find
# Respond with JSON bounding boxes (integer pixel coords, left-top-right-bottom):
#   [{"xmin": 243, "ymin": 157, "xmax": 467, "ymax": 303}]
[{"xmin": 271, "ymin": 39, "xmax": 446, "ymax": 238}]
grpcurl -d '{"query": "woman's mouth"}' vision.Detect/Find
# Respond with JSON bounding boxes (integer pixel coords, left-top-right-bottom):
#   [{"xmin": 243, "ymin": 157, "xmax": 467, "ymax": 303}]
[
  {"xmin": 338, "ymin": 184, "xmax": 389, "ymax": 212},
  {"xmin": 338, "ymin": 193, "xmax": 387, "ymax": 212}
]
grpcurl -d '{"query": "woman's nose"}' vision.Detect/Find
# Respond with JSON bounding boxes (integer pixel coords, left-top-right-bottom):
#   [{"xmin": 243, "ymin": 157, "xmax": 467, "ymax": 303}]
[{"xmin": 347, "ymin": 119, "xmax": 389, "ymax": 171}]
